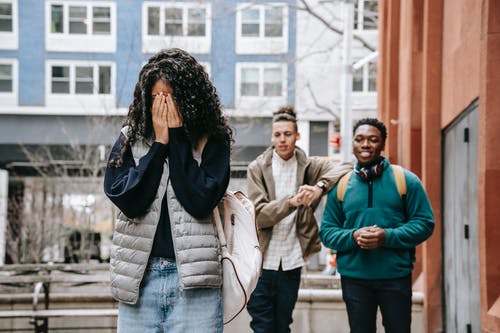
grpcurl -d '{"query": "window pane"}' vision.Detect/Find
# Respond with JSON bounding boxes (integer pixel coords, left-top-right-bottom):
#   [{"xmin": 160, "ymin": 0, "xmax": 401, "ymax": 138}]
[
  {"xmin": 263, "ymin": 68, "xmax": 282, "ymax": 96},
  {"xmin": 352, "ymin": 67, "xmax": 363, "ymax": 92},
  {"xmin": 51, "ymin": 5, "xmax": 63, "ymax": 33},
  {"xmin": 52, "ymin": 66, "xmax": 69, "ymax": 78},
  {"xmin": 75, "ymin": 66, "xmax": 93, "ymax": 94},
  {"xmin": 363, "ymin": 0, "xmax": 378, "ymax": 30},
  {"xmin": 241, "ymin": 9, "xmax": 259, "ymax": 36},
  {"xmin": 0, "ymin": 64, "xmax": 12, "ymax": 92},
  {"xmin": 368, "ymin": 61, "xmax": 377, "ymax": 91},
  {"xmin": 0, "ymin": 80, "xmax": 11, "ymax": 92},
  {"xmin": 165, "ymin": 8, "xmax": 182, "ymax": 36},
  {"xmin": 187, "ymin": 8, "xmax": 205, "ymax": 36},
  {"xmin": 93, "ymin": 7, "xmax": 110, "ymax": 34},
  {"xmin": 99, "ymin": 66, "xmax": 111, "ymax": 94},
  {"xmin": 51, "ymin": 66, "xmax": 70, "ymax": 94},
  {"xmin": 265, "ymin": 8, "xmax": 283, "ymax": 37},
  {"xmin": 147, "ymin": 7, "xmax": 160, "ymax": 35},
  {"xmin": 241, "ymin": 68, "xmax": 259, "ymax": 96},
  {"xmin": 353, "ymin": 1, "xmax": 360, "ymax": 30},
  {"xmin": 0, "ymin": 3, "xmax": 11, "ymax": 15},
  {"xmin": 69, "ymin": 6, "xmax": 87, "ymax": 34},
  {"xmin": 0, "ymin": 3, "xmax": 12, "ymax": 32},
  {"xmin": 0, "ymin": 64, "xmax": 11, "ymax": 76}
]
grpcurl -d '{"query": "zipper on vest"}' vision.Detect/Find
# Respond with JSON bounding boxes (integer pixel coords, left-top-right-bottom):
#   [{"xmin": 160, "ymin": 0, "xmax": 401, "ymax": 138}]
[{"xmin": 368, "ymin": 180, "xmax": 373, "ymax": 208}]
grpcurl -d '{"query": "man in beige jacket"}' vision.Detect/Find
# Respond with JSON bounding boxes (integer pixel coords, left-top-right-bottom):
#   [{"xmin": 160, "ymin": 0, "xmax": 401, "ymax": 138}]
[{"xmin": 246, "ymin": 105, "xmax": 352, "ymax": 333}]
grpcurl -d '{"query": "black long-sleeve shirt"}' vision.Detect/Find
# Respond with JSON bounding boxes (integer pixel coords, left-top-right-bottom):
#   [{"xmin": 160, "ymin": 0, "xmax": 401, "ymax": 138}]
[{"xmin": 104, "ymin": 127, "xmax": 230, "ymax": 258}]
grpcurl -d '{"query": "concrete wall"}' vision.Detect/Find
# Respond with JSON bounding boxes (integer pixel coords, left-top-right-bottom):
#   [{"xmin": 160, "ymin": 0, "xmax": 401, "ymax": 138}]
[
  {"xmin": 0, "ymin": 290, "xmax": 424, "ymax": 333},
  {"xmin": 226, "ymin": 290, "xmax": 424, "ymax": 333}
]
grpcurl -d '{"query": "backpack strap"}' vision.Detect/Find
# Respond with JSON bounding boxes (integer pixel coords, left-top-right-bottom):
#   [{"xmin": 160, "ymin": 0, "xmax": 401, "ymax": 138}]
[
  {"xmin": 337, "ymin": 165, "xmax": 406, "ymax": 202},
  {"xmin": 336, "ymin": 170, "xmax": 353, "ymax": 202},
  {"xmin": 392, "ymin": 165, "xmax": 407, "ymax": 196}
]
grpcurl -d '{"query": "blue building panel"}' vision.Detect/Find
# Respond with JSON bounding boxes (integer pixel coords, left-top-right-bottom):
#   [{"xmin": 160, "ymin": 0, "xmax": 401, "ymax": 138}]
[
  {"xmin": 211, "ymin": 1, "xmax": 238, "ymax": 107},
  {"xmin": 18, "ymin": 0, "xmax": 45, "ymax": 106},
  {"xmin": 115, "ymin": 0, "xmax": 144, "ymax": 108}
]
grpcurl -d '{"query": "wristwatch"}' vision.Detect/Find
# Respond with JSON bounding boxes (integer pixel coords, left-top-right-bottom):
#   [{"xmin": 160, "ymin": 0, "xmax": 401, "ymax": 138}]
[{"xmin": 315, "ymin": 180, "xmax": 327, "ymax": 192}]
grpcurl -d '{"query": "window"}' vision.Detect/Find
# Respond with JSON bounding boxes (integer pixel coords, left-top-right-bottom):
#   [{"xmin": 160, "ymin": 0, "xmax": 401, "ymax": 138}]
[
  {"xmin": 352, "ymin": 60, "xmax": 377, "ymax": 93},
  {"xmin": 236, "ymin": 3, "xmax": 288, "ymax": 54},
  {"xmin": 93, "ymin": 6, "xmax": 111, "ymax": 34},
  {"xmin": 143, "ymin": 2, "xmax": 211, "ymax": 54},
  {"xmin": 46, "ymin": 1, "xmax": 116, "ymax": 52},
  {"xmin": 0, "ymin": 58, "xmax": 17, "ymax": 106},
  {"xmin": 51, "ymin": 66, "xmax": 70, "ymax": 93},
  {"xmin": 187, "ymin": 8, "xmax": 205, "ymax": 36},
  {"xmin": 0, "ymin": 0, "xmax": 17, "ymax": 49},
  {"xmin": 354, "ymin": 0, "xmax": 378, "ymax": 31},
  {"xmin": 240, "ymin": 67, "xmax": 284, "ymax": 97},
  {"xmin": 0, "ymin": 2, "xmax": 12, "ymax": 32},
  {"xmin": 241, "ymin": 68, "xmax": 259, "ymax": 96},
  {"xmin": 241, "ymin": 8, "xmax": 259, "ymax": 37},
  {"xmin": 236, "ymin": 63, "xmax": 287, "ymax": 112},
  {"xmin": 264, "ymin": 7, "xmax": 283, "ymax": 37},
  {"xmin": 0, "ymin": 63, "xmax": 13, "ymax": 92},
  {"xmin": 46, "ymin": 61, "xmax": 115, "ymax": 110}
]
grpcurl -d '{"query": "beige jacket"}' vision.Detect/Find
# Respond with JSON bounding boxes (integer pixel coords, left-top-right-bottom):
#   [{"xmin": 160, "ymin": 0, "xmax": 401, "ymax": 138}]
[{"xmin": 247, "ymin": 146, "xmax": 352, "ymax": 260}]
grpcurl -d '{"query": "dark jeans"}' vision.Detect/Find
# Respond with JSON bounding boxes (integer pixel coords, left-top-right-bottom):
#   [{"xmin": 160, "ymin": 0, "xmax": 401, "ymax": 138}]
[
  {"xmin": 341, "ymin": 275, "xmax": 412, "ymax": 333},
  {"xmin": 247, "ymin": 266, "xmax": 302, "ymax": 333}
]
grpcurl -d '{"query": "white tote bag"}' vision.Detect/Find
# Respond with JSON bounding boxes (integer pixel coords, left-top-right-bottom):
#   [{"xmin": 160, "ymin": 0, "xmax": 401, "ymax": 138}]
[{"xmin": 213, "ymin": 191, "xmax": 262, "ymax": 324}]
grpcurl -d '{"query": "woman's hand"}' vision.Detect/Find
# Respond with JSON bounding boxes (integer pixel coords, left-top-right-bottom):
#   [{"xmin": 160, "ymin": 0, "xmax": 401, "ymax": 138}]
[
  {"xmin": 166, "ymin": 93, "xmax": 183, "ymax": 128},
  {"xmin": 152, "ymin": 92, "xmax": 169, "ymax": 144}
]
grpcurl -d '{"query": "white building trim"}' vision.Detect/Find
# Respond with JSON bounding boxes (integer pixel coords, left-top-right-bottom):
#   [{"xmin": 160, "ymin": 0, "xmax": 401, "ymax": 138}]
[
  {"xmin": 45, "ymin": 1, "xmax": 116, "ymax": 52},
  {"xmin": 236, "ymin": 2, "xmax": 288, "ymax": 54},
  {"xmin": 142, "ymin": 2, "xmax": 211, "ymax": 54}
]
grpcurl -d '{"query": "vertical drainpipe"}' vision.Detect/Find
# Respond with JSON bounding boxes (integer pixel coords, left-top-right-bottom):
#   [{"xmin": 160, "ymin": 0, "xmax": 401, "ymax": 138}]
[
  {"xmin": 0, "ymin": 169, "xmax": 8, "ymax": 265},
  {"xmin": 340, "ymin": 0, "xmax": 354, "ymax": 162}
]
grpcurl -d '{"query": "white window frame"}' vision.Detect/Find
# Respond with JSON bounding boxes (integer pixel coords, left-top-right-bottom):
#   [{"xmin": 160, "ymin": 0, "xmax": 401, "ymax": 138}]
[
  {"xmin": 45, "ymin": 60, "xmax": 116, "ymax": 111},
  {"xmin": 236, "ymin": 3, "xmax": 288, "ymax": 55},
  {"xmin": 235, "ymin": 62, "xmax": 287, "ymax": 115},
  {"xmin": 0, "ymin": 0, "xmax": 18, "ymax": 50},
  {"xmin": 354, "ymin": 0, "xmax": 378, "ymax": 32},
  {"xmin": 142, "ymin": 2, "xmax": 211, "ymax": 54},
  {"xmin": 45, "ymin": 1, "xmax": 116, "ymax": 52},
  {"xmin": 352, "ymin": 60, "xmax": 377, "ymax": 94},
  {"xmin": 0, "ymin": 58, "xmax": 17, "ymax": 106}
]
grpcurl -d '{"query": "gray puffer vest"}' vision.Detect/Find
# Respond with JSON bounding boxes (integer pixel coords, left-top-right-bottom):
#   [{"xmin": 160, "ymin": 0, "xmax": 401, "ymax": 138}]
[{"xmin": 109, "ymin": 127, "xmax": 222, "ymax": 304}]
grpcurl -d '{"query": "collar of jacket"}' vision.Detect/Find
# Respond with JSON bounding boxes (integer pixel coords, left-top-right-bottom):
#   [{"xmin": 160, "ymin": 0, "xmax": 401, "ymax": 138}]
[
  {"xmin": 257, "ymin": 146, "xmax": 310, "ymax": 201},
  {"xmin": 261, "ymin": 145, "xmax": 310, "ymax": 169}
]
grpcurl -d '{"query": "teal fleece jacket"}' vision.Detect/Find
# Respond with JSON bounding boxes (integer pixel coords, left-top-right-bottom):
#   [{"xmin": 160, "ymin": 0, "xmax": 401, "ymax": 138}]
[{"xmin": 319, "ymin": 159, "xmax": 434, "ymax": 279}]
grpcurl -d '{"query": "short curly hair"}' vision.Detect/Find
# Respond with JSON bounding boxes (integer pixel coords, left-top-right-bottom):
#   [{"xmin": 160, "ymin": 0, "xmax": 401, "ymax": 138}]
[
  {"xmin": 272, "ymin": 105, "xmax": 297, "ymax": 130},
  {"xmin": 353, "ymin": 118, "xmax": 387, "ymax": 144},
  {"xmin": 113, "ymin": 48, "xmax": 232, "ymax": 166}
]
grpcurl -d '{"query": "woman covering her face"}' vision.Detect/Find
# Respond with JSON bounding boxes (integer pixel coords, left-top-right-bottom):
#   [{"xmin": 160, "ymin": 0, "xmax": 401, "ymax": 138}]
[{"xmin": 104, "ymin": 48, "xmax": 232, "ymax": 333}]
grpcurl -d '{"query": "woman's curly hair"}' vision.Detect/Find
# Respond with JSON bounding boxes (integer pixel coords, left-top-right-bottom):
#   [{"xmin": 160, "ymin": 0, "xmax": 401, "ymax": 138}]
[{"xmin": 112, "ymin": 48, "xmax": 232, "ymax": 166}]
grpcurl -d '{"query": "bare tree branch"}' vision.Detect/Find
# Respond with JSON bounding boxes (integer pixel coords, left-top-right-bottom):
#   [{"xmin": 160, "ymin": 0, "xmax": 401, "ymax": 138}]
[
  {"xmin": 305, "ymin": 82, "xmax": 340, "ymax": 120},
  {"xmin": 293, "ymin": 0, "xmax": 376, "ymax": 52}
]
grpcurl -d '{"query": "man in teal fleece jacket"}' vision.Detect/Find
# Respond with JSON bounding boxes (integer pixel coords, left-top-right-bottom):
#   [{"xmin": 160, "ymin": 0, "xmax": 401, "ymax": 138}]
[{"xmin": 320, "ymin": 118, "xmax": 434, "ymax": 333}]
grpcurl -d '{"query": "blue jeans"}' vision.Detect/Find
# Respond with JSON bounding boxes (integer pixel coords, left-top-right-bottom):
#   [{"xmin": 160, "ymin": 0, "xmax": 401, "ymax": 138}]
[
  {"xmin": 247, "ymin": 266, "xmax": 302, "ymax": 333},
  {"xmin": 341, "ymin": 275, "xmax": 412, "ymax": 333},
  {"xmin": 117, "ymin": 257, "xmax": 223, "ymax": 333}
]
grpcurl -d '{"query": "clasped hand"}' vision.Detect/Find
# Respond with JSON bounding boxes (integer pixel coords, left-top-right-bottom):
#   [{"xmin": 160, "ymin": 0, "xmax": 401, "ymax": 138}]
[
  {"xmin": 353, "ymin": 225, "xmax": 386, "ymax": 249},
  {"xmin": 152, "ymin": 92, "xmax": 183, "ymax": 144},
  {"xmin": 289, "ymin": 185, "xmax": 323, "ymax": 208}
]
